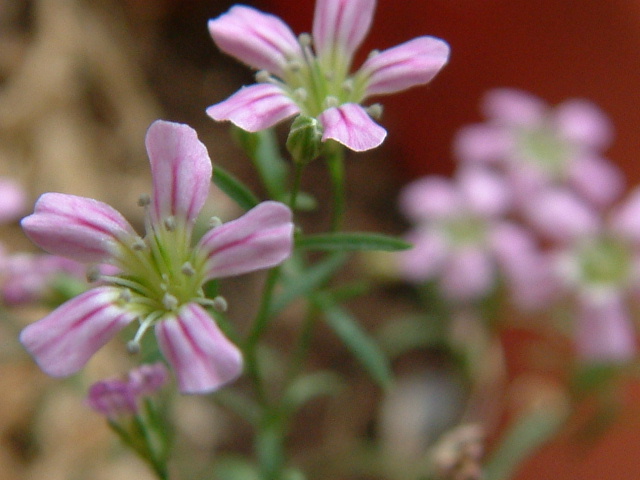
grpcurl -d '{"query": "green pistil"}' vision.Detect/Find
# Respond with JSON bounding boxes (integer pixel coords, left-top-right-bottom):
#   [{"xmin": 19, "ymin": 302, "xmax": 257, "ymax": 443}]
[
  {"xmin": 517, "ymin": 127, "xmax": 571, "ymax": 178},
  {"xmin": 578, "ymin": 237, "xmax": 631, "ymax": 287}
]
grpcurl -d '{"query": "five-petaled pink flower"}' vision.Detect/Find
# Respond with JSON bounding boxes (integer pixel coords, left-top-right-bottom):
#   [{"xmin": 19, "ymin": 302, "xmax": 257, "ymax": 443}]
[
  {"xmin": 206, "ymin": 0, "xmax": 450, "ymax": 152},
  {"xmin": 19, "ymin": 120, "xmax": 294, "ymax": 394}
]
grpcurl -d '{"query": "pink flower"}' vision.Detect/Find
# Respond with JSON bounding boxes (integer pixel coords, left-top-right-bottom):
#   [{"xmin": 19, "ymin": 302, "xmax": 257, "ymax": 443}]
[
  {"xmin": 87, "ymin": 362, "xmax": 169, "ymax": 418},
  {"xmin": 20, "ymin": 120, "xmax": 294, "ymax": 394},
  {"xmin": 454, "ymin": 88, "xmax": 623, "ymax": 208},
  {"xmin": 540, "ymin": 187, "xmax": 640, "ymax": 363},
  {"xmin": 398, "ymin": 168, "xmax": 543, "ymax": 304},
  {"xmin": 207, "ymin": 1, "xmax": 449, "ymax": 152}
]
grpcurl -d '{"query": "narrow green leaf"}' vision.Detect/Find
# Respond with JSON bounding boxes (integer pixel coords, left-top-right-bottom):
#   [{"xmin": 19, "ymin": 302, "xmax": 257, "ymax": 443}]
[
  {"xmin": 484, "ymin": 406, "xmax": 566, "ymax": 480},
  {"xmin": 296, "ymin": 232, "xmax": 412, "ymax": 252},
  {"xmin": 270, "ymin": 252, "xmax": 347, "ymax": 316},
  {"xmin": 283, "ymin": 371, "xmax": 343, "ymax": 412},
  {"xmin": 314, "ymin": 293, "xmax": 393, "ymax": 388},
  {"xmin": 213, "ymin": 165, "xmax": 259, "ymax": 210}
]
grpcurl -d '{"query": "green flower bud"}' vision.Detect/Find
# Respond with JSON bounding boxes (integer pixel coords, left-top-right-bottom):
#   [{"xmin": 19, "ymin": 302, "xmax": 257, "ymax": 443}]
[{"xmin": 286, "ymin": 115, "xmax": 323, "ymax": 164}]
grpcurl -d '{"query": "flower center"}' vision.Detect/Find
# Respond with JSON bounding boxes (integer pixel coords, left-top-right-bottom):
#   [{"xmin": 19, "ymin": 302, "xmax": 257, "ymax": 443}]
[
  {"xmin": 516, "ymin": 126, "xmax": 572, "ymax": 179},
  {"xmin": 263, "ymin": 33, "xmax": 370, "ymax": 117},
  {"xmin": 443, "ymin": 215, "xmax": 487, "ymax": 246},
  {"xmin": 576, "ymin": 236, "xmax": 631, "ymax": 288}
]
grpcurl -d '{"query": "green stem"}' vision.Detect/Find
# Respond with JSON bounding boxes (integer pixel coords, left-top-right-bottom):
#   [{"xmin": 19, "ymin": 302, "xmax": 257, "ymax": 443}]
[
  {"xmin": 325, "ymin": 144, "xmax": 346, "ymax": 232},
  {"xmin": 244, "ymin": 267, "xmax": 281, "ymax": 405},
  {"xmin": 289, "ymin": 162, "xmax": 304, "ymax": 211}
]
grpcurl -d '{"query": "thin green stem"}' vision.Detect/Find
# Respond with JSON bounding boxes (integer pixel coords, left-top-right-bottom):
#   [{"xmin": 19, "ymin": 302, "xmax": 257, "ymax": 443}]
[
  {"xmin": 289, "ymin": 162, "xmax": 304, "ymax": 211},
  {"xmin": 244, "ymin": 266, "xmax": 282, "ymax": 405},
  {"xmin": 325, "ymin": 144, "xmax": 346, "ymax": 232}
]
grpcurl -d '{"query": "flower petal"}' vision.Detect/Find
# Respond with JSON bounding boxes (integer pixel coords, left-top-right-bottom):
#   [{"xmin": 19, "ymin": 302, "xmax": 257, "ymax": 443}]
[
  {"xmin": 145, "ymin": 120, "xmax": 212, "ymax": 226},
  {"xmin": 611, "ymin": 186, "xmax": 640, "ymax": 242},
  {"xmin": 398, "ymin": 229, "xmax": 448, "ymax": 283},
  {"xmin": 208, "ymin": 5, "xmax": 302, "ymax": 77},
  {"xmin": 362, "ymin": 36, "xmax": 450, "ymax": 97},
  {"xmin": 207, "ymin": 84, "xmax": 300, "ymax": 132},
  {"xmin": 155, "ymin": 303, "xmax": 243, "ymax": 394},
  {"xmin": 398, "ymin": 176, "xmax": 462, "ymax": 221},
  {"xmin": 440, "ymin": 247, "xmax": 495, "ymax": 301},
  {"xmin": 312, "ymin": 0, "xmax": 376, "ymax": 60},
  {"xmin": 319, "ymin": 103, "xmax": 386, "ymax": 151},
  {"xmin": 19, "ymin": 287, "xmax": 136, "ymax": 377},
  {"xmin": 554, "ymin": 99, "xmax": 614, "ymax": 150},
  {"xmin": 21, "ymin": 193, "xmax": 134, "ymax": 263},
  {"xmin": 482, "ymin": 88, "xmax": 547, "ymax": 127},
  {"xmin": 453, "ymin": 124, "xmax": 514, "ymax": 164},
  {"xmin": 0, "ymin": 177, "xmax": 26, "ymax": 224},
  {"xmin": 458, "ymin": 167, "xmax": 510, "ymax": 218},
  {"xmin": 575, "ymin": 295, "xmax": 636, "ymax": 363},
  {"xmin": 198, "ymin": 201, "xmax": 293, "ymax": 279},
  {"xmin": 568, "ymin": 154, "xmax": 624, "ymax": 207}
]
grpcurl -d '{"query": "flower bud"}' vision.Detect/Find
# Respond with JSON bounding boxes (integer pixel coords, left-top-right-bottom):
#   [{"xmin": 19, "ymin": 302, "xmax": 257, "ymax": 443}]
[{"xmin": 286, "ymin": 115, "xmax": 323, "ymax": 165}]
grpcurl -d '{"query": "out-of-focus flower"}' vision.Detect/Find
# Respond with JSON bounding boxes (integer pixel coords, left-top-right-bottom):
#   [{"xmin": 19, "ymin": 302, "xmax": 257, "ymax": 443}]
[
  {"xmin": 0, "ymin": 177, "xmax": 27, "ymax": 223},
  {"xmin": 207, "ymin": 0, "xmax": 449, "ymax": 152},
  {"xmin": 19, "ymin": 120, "xmax": 294, "ymax": 394},
  {"xmin": 454, "ymin": 88, "xmax": 623, "ymax": 207},
  {"xmin": 0, "ymin": 252, "xmax": 87, "ymax": 305},
  {"xmin": 398, "ymin": 168, "xmax": 543, "ymax": 303},
  {"xmin": 529, "ymin": 187, "xmax": 640, "ymax": 362},
  {"xmin": 87, "ymin": 362, "xmax": 169, "ymax": 418}
]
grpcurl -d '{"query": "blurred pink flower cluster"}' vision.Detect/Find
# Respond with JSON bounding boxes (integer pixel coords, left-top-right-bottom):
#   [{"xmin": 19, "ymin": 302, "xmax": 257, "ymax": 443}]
[
  {"xmin": 399, "ymin": 88, "xmax": 639, "ymax": 364},
  {"xmin": 0, "ymin": 177, "xmax": 87, "ymax": 306}
]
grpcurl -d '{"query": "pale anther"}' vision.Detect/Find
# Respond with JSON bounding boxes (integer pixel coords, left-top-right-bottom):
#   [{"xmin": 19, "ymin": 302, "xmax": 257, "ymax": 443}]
[
  {"xmin": 325, "ymin": 96, "xmax": 339, "ymax": 109},
  {"xmin": 367, "ymin": 49, "xmax": 380, "ymax": 60},
  {"xmin": 256, "ymin": 70, "xmax": 272, "ymax": 83},
  {"xmin": 293, "ymin": 88, "xmax": 308, "ymax": 102},
  {"xmin": 163, "ymin": 292, "xmax": 179, "ymax": 311},
  {"xmin": 119, "ymin": 288, "xmax": 132, "ymax": 302},
  {"xmin": 127, "ymin": 340, "xmax": 140, "ymax": 354},
  {"xmin": 132, "ymin": 237, "xmax": 147, "ymax": 251},
  {"xmin": 137, "ymin": 193, "xmax": 151, "ymax": 207},
  {"xmin": 209, "ymin": 216, "xmax": 223, "ymax": 228},
  {"xmin": 287, "ymin": 60, "xmax": 302, "ymax": 73},
  {"xmin": 298, "ymin": 32, "xmax": 312, "ymax": 47},
  {"xmin": 342, "ymin": 79, "xmax": 354, "ymax": 93},
  {"xmin": 366, "ymin": 103, "xmax": 384, "ymax": 119},
  {"xmin": 164, "ymin": 216, "xmax": 176, "ymax": 231},
  {"xmin": 181, "ymin": 262, "xmax": 196, "ymax": 277},
  {"xmin": 212, "ymin": 295, "xmax": 228, "ymax": 312},
  {"xmin": 86, "ymin": 266, "xmax": 101, "ymax": 283}
]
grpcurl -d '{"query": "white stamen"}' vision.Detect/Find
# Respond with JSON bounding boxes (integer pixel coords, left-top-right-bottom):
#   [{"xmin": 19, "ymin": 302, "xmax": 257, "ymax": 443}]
[
  {"xmin": 298, "ymin": 32, "xmax": 312, "ymax": 48},
  {"xmin": 131, "ymin": 237, "xmax": 147, "ymax": 251},
  {"xmin": 293, "ymin": 88, "xmax": 308, "ymax": 102},
  {"xmin": 119, "ymin": 288, "xmax": 132, "ymax": 302},
  {"xmin": 367, "ymin": 49, "xmax": 380, "ymax": 60},
  {"xmin": 342, "ymin": 79, "xmax": 354, "ymax": 94},
  {"xmin": 86, "ymin": 266, "xmax": 101, "ymax": 283},
  {"xmin": 256, "ymin": 70, "xmax": 272, "ymax": 83},
  {"xmin": 209, "ymin": 216, "xmax": 223, "ymax": 228},
  {"xmin": 325, "ymin": 96, "xmax": 339, "ymax": 109},
  {"xmin": 366, "ymin": 103, "xmax": 384, "ymax": 119}
]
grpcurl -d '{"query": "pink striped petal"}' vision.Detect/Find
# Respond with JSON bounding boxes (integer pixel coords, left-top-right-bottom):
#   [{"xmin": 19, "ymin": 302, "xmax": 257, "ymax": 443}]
[
  {"xmin": 198, "ymin": 201, "xmax": 293, "ymax": 279},
  {"xmin": 363, "ymin": 37, "xmax": 450, "ymax": 97},
  {"xmin": 575, "ymin": 296, "xmax": 636, "ymax": 363},
  {"xmin": 155, "ymin": 303, "xmax": 242, "ymax": 394},
  {"xmin": 207, "ymin": 84, "xmax": 300, "ymax": 132},
  {"xmin": 312, "ymin": 0, "xmax": 376, "ymax": 60},
  {"xmin": 319, "ymin": 103, "xmax": 386, "ymax": 151},
  {"xmin": 21, "ymin": 193, "xmax": 133, "ymax": 263},
  {"xmin": 145, "ymin": 120, "xmax": 212, "ymax": 225},
  {"xmin": 19, "ymin": 287, "xmax": 136, "ymax": 377},
  {"xmin": 208, "ymin": 5, "xmax": 302, "ymax": 78}
]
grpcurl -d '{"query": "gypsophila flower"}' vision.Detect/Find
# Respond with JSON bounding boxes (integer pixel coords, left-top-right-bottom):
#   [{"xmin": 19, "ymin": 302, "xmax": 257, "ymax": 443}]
[
  {"xmin": 87, "ymin": 362, "xmax": 169, "ymax": 418},
  {"xmin": 206, "ymin": 0, "xmax": 449, "ymax": 152},
  {"xmin": 527, "ymin": 187, "xmax": 640, "ymax": 362},
  {"xmin": 454, "ymin": 88, "xmax": 623, "ymax": 207},
  {"xmin": 19, "ymin": 120, "xmax": 294, "ymax": 394},
  {"xmin": 398, "ymin": 168, "xmax": 544, "ymax": 304}
]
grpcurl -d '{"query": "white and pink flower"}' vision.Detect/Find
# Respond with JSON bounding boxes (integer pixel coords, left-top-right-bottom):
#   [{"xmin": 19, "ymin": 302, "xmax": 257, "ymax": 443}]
[
  {"xmin": 206, "ymin": 0, "xmax": 449, "ymax": 152},
  {"xmin": 19, "ymin": 120, "xmax": 294, "ymax": 394},
  {"xmin": 454, "ymin": 88, "xmax": 623, "ymax": 208}
]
